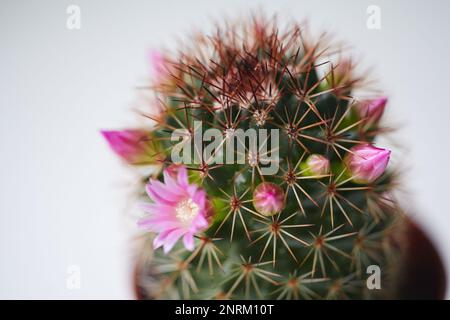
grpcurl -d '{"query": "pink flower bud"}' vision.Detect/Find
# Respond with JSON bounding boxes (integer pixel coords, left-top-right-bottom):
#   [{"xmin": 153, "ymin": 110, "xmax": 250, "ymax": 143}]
[
  {"xmin": 253, "ymin": 182, "xmax": 285, "ymax": 216},
  {"xmin": 357, "ymin": 97, "xmax": 387, "ymax": 123},
  {"xmin": 149, "ymin": 49, "xmax": 168, "ymax": 83},
  {"xmin": 101, "ymin": 130, "xmax": 148, "ymax": 164},
  {"xmin": 346, "ymin": 144, "xmax": 391, "ymax": 183},
  {"xmin": 306, "ymin": 154, "xmax": 330, "ymax": 175}
]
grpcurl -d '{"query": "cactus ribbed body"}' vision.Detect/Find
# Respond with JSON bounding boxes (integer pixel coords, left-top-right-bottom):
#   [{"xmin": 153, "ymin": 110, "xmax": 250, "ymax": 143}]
[{"xmin": 113, "ymin": 17, "xmax": 404, "ymax": 300}]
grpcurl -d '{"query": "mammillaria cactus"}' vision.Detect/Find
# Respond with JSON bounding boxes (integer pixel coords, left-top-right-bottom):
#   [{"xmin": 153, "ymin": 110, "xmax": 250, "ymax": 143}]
[{"xmin": 103, "ymin": 15, "xmax": 405, "ymax": 299}]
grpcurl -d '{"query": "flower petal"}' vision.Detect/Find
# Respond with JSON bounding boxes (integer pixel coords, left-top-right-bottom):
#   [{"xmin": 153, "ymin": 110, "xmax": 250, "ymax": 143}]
[
  {"xmin": 183, "ymin": 233, "xmax": 195, "ymax": 251},
  {"xmin": 163, "ymin": 229, "xmax": 186, "ymax": 254},
  {"xmin": 153, "ymin": 230, "xmax": 172, "ymax": 249},
  {"xmin": 163, "ymin": 170, "xmax": 186, "ymax": 194},
  {"xmin": 177, "ymin": 166, "xmax": 189, "ymax": 188},
  {"xmin": 146, "ymin": 181, "xmax": 181, "ymax": 205}
]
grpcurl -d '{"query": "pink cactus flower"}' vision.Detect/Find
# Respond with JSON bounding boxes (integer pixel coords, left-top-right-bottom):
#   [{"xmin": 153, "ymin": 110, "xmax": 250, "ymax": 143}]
[
  {"xmin": 101, "ymin": 130, "xmax": 148, "ymax": 164},
  {"xmin": 346, "ymin": 144, "xmax": 391, "ymax": 183},
  {"xmin": 138, "ymin": 165, "xmax": 210, "ymax": 253},
  {"xmin": 253, "ymin": 182, "xmax": 285, "ymax": 216},
  {"xmin": 357, "ymin": 97, "xmax": 387, "ymax": 123},
  {"xmin": 306, "ymin": 154, "xmax": 330, "ymax": 175}
]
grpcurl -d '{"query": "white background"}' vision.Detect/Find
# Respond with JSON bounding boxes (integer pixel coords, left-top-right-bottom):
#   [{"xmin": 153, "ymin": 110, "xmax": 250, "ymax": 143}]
[{"xmin": 1, "ymin": 0, "xmax": 449, "ymax": 299}]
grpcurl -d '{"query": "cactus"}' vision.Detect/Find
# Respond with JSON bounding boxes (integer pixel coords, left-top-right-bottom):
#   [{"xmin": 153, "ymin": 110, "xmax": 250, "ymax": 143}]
[{"xmin": 104, "ymin": 16, "xmax": 405, "ymax": 299}]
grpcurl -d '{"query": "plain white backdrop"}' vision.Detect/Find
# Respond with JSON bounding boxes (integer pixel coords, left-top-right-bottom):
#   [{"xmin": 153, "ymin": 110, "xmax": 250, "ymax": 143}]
[{"xmin": 1, "ymin": 0, "xmax": 449, "ymax": 299}]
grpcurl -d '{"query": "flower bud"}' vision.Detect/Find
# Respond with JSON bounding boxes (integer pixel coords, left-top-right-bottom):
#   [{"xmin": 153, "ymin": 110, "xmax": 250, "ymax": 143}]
[
  {"xmin": 357, "ymin": 97, "xmax": 387, "ymax": 124},
  {"xmin": 253, "ymin": 182, "xmax": 285, "ymax": 216},
  {"xmin": 305, "ymin": 154, "xmax": 330, "ymax": 175},
  {"xmin": 149, "ymin": 49, "xmax": 169, "ymax": 84},
  {"xmin": 101, "ymin": 129, "xmax": 149, "ymax": 164},
  {"xmin": 346, "ymin": 144, "xmax": 391, "ymax": 183}
]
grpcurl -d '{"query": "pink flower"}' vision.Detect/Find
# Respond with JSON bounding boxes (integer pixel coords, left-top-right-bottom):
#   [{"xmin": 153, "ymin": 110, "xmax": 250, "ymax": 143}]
[
  {"xmin": 101, "ymin": 130, "xmax": 148, "ymax": 164},
  {"xmin": 138, "ymin": 165, "xmax": 210, "ymax": 253},
  {"xmin": 253, "ymin": 182, "xmax": 285, "ymax": 216},
  {"xmin": 306, "ymin": 154, "xmax": 330, "ymax": 175},
  {"xmin": 357, "ymin": 97, "xmax": 387, "ymax": 124},
  {"xmin": 346, "ymin": 144, "xmax": 391, "ymax": 183}
]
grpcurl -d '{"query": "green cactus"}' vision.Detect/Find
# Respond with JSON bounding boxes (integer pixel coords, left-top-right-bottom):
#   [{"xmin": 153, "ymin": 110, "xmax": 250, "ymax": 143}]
[{"xmin": 106, "ymin": 16, "xmax": 405, "ymax": 300}]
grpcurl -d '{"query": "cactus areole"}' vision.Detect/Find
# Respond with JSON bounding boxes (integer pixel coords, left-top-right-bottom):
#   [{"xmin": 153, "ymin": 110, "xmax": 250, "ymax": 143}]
[{"xmin": 104, "ymin": 16, "xmax": 407, "ymax": 299}]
